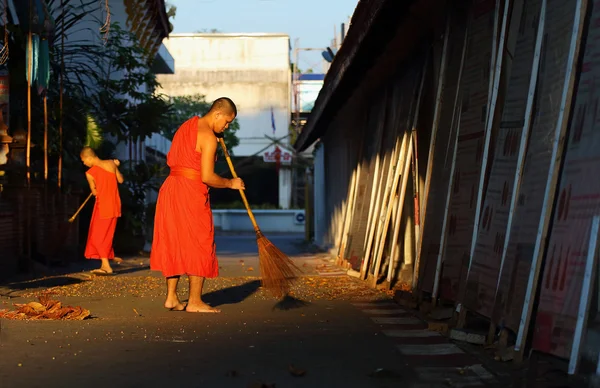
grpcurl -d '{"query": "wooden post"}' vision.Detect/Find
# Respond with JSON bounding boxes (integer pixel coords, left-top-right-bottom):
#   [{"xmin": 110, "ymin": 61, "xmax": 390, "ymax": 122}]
[
  {"xmin": 359, "ymin": 98, "xmax": 388, "ymax": 279},
  {"xmin": 26, "ymin": 23, "xmax": 32, "ymax": 186},
  {"xmin": 568, "ymin": 215, "xmax": 600, "ymax": 374},
  {"xmin": 414, "ymin": 14, "xmax": 451, "ymax": 290},
  {"xmin": 365, "ymin": 133, "xmax": 406, "ymax": 281},
  {"xmin": 337, "ymin": 166, "xmax": 360, "ymax": 264},
  {"xmin": 466, "ymin": 0, "xmax": 510, "ymax": 277},
  {"xmin": 432, "ymin": 105, "xmax": 462, "ymax": 304},
  {"xmin": 58, "ymin": 0, "xmax": 65, "ymax": 189},
  {"xmin": 430, "ymin": 19, "xmax": 471, "ymax": 303},
  {"xmin": 514, "ymin": 0, "xmax": 587, "ymax": 362},
  {"xmin": 372, "ymin": 136, "xmax": 414, "ymax": 288},
  {"xmin": 488, "ymin": 0, "xmax": 545, "ymax": 345}
]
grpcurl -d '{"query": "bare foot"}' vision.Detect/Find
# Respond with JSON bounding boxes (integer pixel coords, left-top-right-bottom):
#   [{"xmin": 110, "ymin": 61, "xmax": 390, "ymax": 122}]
[
  {"xmin": 185, "ymin": 302, "xmax": 221, "ymax": 313},
  {"xmin": 164, "ymin": 301, "xmax": 186, "ymax": 311},
  {"xmin": 113, "ymin": 257, "xmax": 123, "ymax": 264}
]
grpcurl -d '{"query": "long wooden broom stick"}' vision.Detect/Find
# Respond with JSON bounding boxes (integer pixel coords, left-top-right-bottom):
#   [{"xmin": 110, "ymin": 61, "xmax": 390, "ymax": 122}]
[
  {"xmin": 68, "ymin": 193, "xmax": 93, "ymax": 222},
  {"xmin": 217, "ymin": 138, "xmax": 301, "ymax": 298}
]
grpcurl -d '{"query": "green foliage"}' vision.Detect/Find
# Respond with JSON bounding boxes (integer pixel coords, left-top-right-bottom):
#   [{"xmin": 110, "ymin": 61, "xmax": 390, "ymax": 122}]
[
  {"xmin": 17, "ymin": 1, "xmax": 172, "ymax": 187},
  {"xmin": 18, "ymin": 1, "xmax": 174, "ymax": 251},
  {"xmin": 164, "ymin": 93, "xmax": 240, "ymax": 156},
  {"xmin": 91, "ymin": 23, "xmax": 173, "ymax": 145},
  {"xmin": 117, "ymin": 161, "xmax": 162, "ymax": 235},
  {"xmin": 84, "ymin": 115, "xmax": 103, "ymax": 149},
  {"xmin": 165, "ymin": 2, "xmax": 176, "ymax": 33}
]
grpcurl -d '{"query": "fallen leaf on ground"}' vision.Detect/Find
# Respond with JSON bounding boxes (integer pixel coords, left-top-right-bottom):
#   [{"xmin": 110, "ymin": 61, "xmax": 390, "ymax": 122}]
[{"xmin": 0, "ymin": 293, "xmax": 90, "ymax": 320}]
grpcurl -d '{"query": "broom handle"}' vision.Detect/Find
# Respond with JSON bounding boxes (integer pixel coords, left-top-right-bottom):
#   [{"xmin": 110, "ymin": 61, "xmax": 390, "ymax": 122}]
[
  {"xmin": 69, "ymin": 193, "xmax": 93, "ymax": 222},
  {"xmin": 217, "ymin": 138, "xmax": 260, "ymax": 232}
]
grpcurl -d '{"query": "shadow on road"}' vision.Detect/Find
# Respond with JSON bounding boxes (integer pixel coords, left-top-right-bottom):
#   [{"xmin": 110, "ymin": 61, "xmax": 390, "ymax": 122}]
[
  {"xmin": 1, "ymin": 276, "xmax": 86, "ymax": 293},
  {"xmin": 202, "ymin": 279, "xmax": 262, "ymax": 307},
  {"xmin": 272, "ymin": 294, "xmax": 311, "ymax": 311}
]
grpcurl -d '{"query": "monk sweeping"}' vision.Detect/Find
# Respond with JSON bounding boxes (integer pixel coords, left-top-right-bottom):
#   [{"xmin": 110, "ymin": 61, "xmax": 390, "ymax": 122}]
[
  {"xmin": 151, "ymin": 97, "xmax": 244, "ymax": 313},
  {"xmin": 80, "ymin": 147, "xmax": 124, "ymax": 275}
]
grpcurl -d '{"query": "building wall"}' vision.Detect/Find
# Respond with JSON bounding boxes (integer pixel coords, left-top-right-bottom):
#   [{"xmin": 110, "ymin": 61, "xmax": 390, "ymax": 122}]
[
  {"xmin": 53, "ymin": 0, "xmax": 171, "ymax": 165},
  {"xmin": 308, "ymin": 0, "xmax": 600, "ymax": 370},
  {"xmin": 157, "ymin": 34, "xmax": 292, "ymax": 157}
]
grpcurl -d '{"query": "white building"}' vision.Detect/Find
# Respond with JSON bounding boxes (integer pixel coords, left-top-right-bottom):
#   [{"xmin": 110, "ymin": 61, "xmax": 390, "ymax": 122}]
[
  {"xmin": 156, "ymin": 33, "xmax": 293, "ymax": 209},
  {"xmin": 10, "ymin": 0, "xmax": 175, "ymax": 165}
]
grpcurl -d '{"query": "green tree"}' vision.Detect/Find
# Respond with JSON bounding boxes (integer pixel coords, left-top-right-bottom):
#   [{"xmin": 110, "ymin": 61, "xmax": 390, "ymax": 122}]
[
  {"xmin": 165, "ymin": 1, "xmax": 176, "ymax": 33},
  {"xmin": 164, "ymin": 94, "xmax": 240, "ymax": 156}
]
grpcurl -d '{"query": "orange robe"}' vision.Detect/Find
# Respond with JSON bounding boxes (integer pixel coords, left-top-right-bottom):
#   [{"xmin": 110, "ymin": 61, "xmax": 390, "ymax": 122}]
[
  {"xmin": 150, "ymin": 116, "xmax": 218, "ymax": 278},
  {"xmin": 84, "ymin": 165, "xmax": 121, "ymax": 260}
]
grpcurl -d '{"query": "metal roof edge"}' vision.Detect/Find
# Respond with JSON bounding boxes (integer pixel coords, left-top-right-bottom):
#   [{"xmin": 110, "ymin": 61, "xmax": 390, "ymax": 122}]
[
  {"xmin": 168, "ymin": 33, "xmax": 291, "ymax": 38},
  {"xmin": 293, "ymin": 0, "xmax": 390, "ymax": 151}
]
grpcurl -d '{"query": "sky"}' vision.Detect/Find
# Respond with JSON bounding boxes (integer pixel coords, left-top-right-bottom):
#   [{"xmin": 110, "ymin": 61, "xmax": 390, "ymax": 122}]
[{"xmin": 167, "ymin": 0, "xmax": 359, "ymax": 73}]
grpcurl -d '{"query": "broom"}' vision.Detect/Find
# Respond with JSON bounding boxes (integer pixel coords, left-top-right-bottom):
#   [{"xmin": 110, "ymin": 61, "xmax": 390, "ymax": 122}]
[
  {"xmin": 45, "ymin": 192, "xmax": 93, "ymax": 261},
  {"xmin": 217, "ymin": 138, "xmax": 301, "ymax": 298}
]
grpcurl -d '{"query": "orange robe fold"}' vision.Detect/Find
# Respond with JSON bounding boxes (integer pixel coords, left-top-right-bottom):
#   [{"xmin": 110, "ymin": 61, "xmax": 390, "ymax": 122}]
[
  {"xmin": 150, "ymin": 116, "xmax": 218, "ymax": 278},
  {"xmin": 84, "ymin": 165, "xmax": 121, "ymax": 260}
]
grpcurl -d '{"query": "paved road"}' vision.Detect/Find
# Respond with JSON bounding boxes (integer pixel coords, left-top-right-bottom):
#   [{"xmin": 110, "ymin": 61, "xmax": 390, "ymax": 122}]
[{"xmin": 0, "ymin": 234, "xmax": 509, "ymax": 388}]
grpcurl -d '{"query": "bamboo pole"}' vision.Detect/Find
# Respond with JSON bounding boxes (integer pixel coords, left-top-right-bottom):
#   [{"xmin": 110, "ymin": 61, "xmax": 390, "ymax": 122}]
[
  {"xmin": 568, "ymin": 215, "xmax": 600, "ymax": 374},
  {"xmin": 489, "ymin": 0, "xmax": 545, "ymax": 344},
  {"xmin": 58, "ymin": 0, "xmax": 65, "ymax": 189},
  {"xmin": 43, "ymin": 95, "xmax": 48, "ymax": 181},
  {"xmin": 25, "ymin": 0, "xmax": 33, "ymax": 271},
  {"xmin": 362, "ymin": 144, "xmax": 397, "ymax": 280},
  {"xmin": 359, "ymin": 101, "xmax": 387, "ymax": 279},
  {"xmin": 387, "ymin": 59, "xmax": 429, "ymax": 287},
  {"xmin": 429, "ymin": 18, "xmax": 471, "ymax": 303},
  {"xmin": 413, "ymin": 15, "xmax": 451, "ymax": 290},
  {"xmin": 26, "ymin": 27, "xmax": 32, "ymax": 186},
  {"xmin": 514, "ymin": 0, "xmax": 586, "ymax": 362},
  {"xmin": 336, "ymin": 166, "xmax": 359, "ymax": 264},
  {"xmin": 387, "ymin": 193, "xmax": 404, "ymax": 286},
  {"xmin": 372, "ymin": 136, "xmax": 414, "ymax": 288},
  {"xmin": 465, "ymin": 0, "xmax": 511, "ymax": 284},
  {"xmin": 432, "ymin": 105, "xmax": 462, "ymax": 303}
]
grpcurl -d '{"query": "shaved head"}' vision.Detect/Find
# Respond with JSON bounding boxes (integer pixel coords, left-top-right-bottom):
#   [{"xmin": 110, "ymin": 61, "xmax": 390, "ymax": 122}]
[
  {"xmin": 208, "ymin": 97, "xmax": 237, "ymax": 117},
  {"xmin": 80, "ymin": 146, "xmax": 96, "ymax": 158}
]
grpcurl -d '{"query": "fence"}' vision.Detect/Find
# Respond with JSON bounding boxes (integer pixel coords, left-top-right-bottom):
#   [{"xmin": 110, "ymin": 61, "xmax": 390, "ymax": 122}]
[
  {"xmin": 318, "ymin": 0, "xmax": 600, "ymax": 373},
  {"xmin": 0, "ymin": 185, "xmax": 82, "ymax": 280}
]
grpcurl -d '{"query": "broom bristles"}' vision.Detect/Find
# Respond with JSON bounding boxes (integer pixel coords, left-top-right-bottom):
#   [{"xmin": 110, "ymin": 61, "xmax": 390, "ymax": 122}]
[{"xmin": 256, "ymin": 232, "xmax": 301, "ymax": 298}]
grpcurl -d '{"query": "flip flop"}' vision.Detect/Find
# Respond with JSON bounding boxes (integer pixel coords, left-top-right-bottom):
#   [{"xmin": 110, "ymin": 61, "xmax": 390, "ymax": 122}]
[{"xmin": 91, "ymin": 269, "xmax": 115, "ymax": 276}]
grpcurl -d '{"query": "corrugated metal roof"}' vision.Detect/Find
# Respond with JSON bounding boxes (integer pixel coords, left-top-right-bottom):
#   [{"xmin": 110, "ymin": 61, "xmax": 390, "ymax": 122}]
[{"xmin": 292, "ymin": 0, "xmax": 448, "ymax": 152}]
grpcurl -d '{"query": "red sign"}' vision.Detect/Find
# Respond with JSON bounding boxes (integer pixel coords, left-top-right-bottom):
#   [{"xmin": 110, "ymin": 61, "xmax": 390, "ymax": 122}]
[{"xmin": 263, "ymin": 147, "xmax": 292, "ymax": 164}]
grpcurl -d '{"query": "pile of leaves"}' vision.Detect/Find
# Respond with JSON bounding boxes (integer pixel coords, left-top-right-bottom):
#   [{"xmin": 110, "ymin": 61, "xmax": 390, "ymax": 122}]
[{"xmin": 0, "ymin": 293, "xmax": 90, "ymax": 321}]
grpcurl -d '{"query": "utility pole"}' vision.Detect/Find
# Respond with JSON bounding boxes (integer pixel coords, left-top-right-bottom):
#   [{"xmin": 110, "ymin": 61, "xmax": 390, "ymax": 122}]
[{"xmin": 291, "ymin": 41, "xmax": 326, "ymax": 208}]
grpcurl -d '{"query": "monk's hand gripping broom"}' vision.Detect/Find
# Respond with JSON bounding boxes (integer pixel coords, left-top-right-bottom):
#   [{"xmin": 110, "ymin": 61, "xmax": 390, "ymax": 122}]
[{"xmin": 217, "ymin": 138, "xmax": 301, "ymax": 298}]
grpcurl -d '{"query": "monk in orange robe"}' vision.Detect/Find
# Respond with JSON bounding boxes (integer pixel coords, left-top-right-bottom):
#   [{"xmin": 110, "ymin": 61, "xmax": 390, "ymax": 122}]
[
  {"xmin": 151, "ymin": 97, "xmax": 245, "ymax": 313},
  {"xmin": 80, "ymin": 147, "xmax": 124, "ymax": 275}
]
